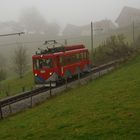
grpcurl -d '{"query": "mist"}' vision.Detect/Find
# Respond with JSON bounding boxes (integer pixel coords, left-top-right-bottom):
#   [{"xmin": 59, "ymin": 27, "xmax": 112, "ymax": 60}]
[
  {"xmin": 0, "ymin": 0, "xmax": 140, "ymax": 72},
  {"xmin": 0, "ymin": 0, "xmax": 140, "ymax": 27}
]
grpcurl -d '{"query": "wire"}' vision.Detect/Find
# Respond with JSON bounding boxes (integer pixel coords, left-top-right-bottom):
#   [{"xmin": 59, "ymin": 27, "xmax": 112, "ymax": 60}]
[
  {"xmin": 0, "ymin": 35, "xmax": 89, "ymax": 47},
  {"xmin": 0, "ymin": 32, "xmax": 24, "ymax": 37}
]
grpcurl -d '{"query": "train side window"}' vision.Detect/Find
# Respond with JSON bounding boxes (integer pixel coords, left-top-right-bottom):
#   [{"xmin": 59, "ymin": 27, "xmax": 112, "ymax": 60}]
[
  {"xmin": 79, "ymin": 53, "xmax": 82, "ymax": 60},
  {"xmin": 84, "ymin": 52, "xmax": 86, "ymax": 59},
  {"xmin": 76, "ymin": 53, "xmax": 79, "ymax": 60},
  {"xmin": 72, "ymin": 53, "xmax": 76, "ymax": 63},
  {"xmin": 86, "ymin": 52, "xmax": 89, "ymax": 59},
  {"xmin": 82, "ymin": 52, "xmax": 84, "ymax": 60},
  {"xmin": 83, "ymin": 52, "xmax": 85, "ymax": 59},
  {"xmin": 63, "ymin": 56, "xmax": 67, "ymax": 66},
  {"xmin": 60, "ymin": 57, "xmax": 63, "ymax": 65},
  {"xmin": 71, "ymin": 54, "xmax": 76, "ymax": 63},
  {"xmin": 80, "ymin": 53, "xmax": 83, "ymax": 60},
  {"xmin": 67, "ymin": 55, "xmax": 71, "ymax": 64},
  {"xmin": 53, "ymin": 58, "xmax": 57, "ymax": 67},
  {"xmin": 60, "ymin": 56, "xmax": 67, "ymax": 66}
]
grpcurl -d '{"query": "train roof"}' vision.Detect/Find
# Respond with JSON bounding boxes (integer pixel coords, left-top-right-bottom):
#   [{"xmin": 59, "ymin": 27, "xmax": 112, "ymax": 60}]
[
  {"xmin": 32, "ymin": 47, "xmax": 88, "ymax": 59},
  {"xmin": 36, "ymin": 44, "xmax": 85, "ymax": 54}
]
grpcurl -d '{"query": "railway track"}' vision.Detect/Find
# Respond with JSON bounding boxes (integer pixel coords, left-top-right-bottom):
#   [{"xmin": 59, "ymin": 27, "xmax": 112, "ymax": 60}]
[{"xmin": 0, "ymin": 59, "xmax": 124, "ymax": 119}]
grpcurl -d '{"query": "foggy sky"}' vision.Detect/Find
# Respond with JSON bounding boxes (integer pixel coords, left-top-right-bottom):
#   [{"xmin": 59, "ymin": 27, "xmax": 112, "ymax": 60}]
[{"xmin": 0, "ymin": 0, "xmax": 140, "ymax": 27}]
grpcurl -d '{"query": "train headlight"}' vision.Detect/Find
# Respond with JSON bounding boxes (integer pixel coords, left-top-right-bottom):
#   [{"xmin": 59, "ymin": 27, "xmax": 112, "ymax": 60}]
[
  {"xmin": 49, "ymin": 72, "xmax": 52, "ymax": 76},
  {"xmin": 35, "ymin": 73, "xmax": 37, "ymax": 76}
]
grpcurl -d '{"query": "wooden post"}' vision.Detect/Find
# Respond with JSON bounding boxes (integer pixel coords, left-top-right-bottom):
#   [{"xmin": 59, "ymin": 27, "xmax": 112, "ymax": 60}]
[
  {"xmin": 132, "ymin": 21, "xmax": 135, "ymax": 47},
  {"xmin": 9, "ymin": 104, "xmax": 12, "ymax": 114},
  {"xmin": 22, "ymin": 86, "xmax": 25, "ymax": 92},
  {"xmin": 65, "ymin": 77, "xmax": 68, "ymax": 89},
  {"xmin": 50, "ymin": 81, "xmax": 52, "ymax": 97},
  {"xmin": 0, "ymin": 102, "xmax": 3, "ymax": 119},
  {"xmin": 5, "ymin": 91, "xmax": 12, "ymax": 114},
  {"xmin": 78, "ymin": 72, "xmax": 80, "ymax": 84},
  {"xmin": 30, "ymin": 95, "xmax": 33, "ymax": 108},
  {"xmin": 91, "ymin": 22, "xmax": 94, "ymax": 62},
  {"xmin": 99, "ymin": 71, "xmax": 101, "ymax": 77}
]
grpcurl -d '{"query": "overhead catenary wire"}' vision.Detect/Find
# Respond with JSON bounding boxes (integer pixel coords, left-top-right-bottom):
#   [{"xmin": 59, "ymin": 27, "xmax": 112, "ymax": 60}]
[
  {"xmin": 0, "ymin": 32, "xmax": 24, "ymax": 37},
  {"xmin": 0, "ymin": 32, "xmax": 25, "ymax": 48},
  {"xmin": 0, "ymin": 35, "xmax": 90, "ymax": 47}
]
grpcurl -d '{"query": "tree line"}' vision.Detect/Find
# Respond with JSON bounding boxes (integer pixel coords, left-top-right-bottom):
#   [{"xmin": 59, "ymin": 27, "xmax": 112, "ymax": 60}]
[
  {"xmin": 0, "ymin": 45, "xmax": 28, "ymax": 81},
  {"xmin": 93, "ymin": 34, "xmax": 139, "ymax": 65},
  {"xmin": 0, "ymin": 7, "xmax": 60, "ymax": 38}
]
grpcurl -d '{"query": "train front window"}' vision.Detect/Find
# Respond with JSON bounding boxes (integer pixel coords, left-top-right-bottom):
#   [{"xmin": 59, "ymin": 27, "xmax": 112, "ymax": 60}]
[{"xmin": 34, "ymin": 58, "xmax": 53, "ymax": 69}]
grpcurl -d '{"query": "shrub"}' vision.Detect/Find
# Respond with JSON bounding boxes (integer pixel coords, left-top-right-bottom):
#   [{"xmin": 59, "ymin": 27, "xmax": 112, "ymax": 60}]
[
  {"xmin": 0, "ymin": 69, "xmax": 6, "ymax": 81},
  {"xmin": 93, "ymin": 34, "xmax": 133, "ymax": 65}
]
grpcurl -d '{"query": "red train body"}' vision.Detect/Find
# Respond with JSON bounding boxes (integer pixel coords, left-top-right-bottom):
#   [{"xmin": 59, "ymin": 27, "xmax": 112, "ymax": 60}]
[{"xmin": 32, "ymin": 43, "xmax": 91, "ymax": 87}]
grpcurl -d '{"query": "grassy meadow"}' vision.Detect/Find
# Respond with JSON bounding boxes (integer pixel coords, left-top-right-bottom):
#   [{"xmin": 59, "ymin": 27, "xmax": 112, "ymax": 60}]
[{"xmin": 0, "ymin": 51, "xmax": 139, "ymax": 139}]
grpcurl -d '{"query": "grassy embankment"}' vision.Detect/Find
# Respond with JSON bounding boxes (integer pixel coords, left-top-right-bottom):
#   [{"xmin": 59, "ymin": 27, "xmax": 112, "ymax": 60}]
[
  {"xmin": 0, "ymin": 72, "xmax": 34, "ymax": 99},
  {"xmin": 0, "ymin": 51, "xmax": 139, "ymax": 140}
]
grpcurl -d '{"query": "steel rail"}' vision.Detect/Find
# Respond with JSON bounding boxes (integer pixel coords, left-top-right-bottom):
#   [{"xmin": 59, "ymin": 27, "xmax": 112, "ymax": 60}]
[{"xmin": 0, "ymin": 59, "xmax": 122, "ymax": 109}]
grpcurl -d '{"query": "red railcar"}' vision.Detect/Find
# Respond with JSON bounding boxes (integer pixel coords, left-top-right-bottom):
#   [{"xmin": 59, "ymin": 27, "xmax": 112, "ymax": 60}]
[{"xmin": 32, "ymin": 41, "xmax": 91, "ymax": 87}]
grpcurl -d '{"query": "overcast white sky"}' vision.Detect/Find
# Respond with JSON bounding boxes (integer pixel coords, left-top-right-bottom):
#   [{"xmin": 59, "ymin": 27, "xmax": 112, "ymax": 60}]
[{"xmin": 0, "ymin": 0, "xmax": 140, "ymax": 27}]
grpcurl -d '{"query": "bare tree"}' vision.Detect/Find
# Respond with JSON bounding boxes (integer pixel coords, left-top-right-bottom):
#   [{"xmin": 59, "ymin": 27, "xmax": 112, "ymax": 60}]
[{"xmin": 13, "ymin": 45, "xmax": 28, "ymax": 78}]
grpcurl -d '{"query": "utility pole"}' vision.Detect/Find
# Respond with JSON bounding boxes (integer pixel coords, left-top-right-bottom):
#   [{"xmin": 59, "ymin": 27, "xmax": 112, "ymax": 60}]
[
  {"xmin": 91, "ymin": 22, "xmax": 103, "ymax": 62},
  {"xmin": 132, "ymin": 21, "xmax": 135, "ymax": 46},
  {"xmin": 91, "ymin": 22, "xmax": 94, "ymax": 62}
]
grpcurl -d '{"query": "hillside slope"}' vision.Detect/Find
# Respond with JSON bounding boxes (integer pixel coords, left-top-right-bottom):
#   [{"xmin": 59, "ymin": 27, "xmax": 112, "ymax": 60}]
[
  {"xmin": 0, "ymin": 54, "xmax": 140, "ymax": 140},
  {"xmin": 0, "ymin": 72, "xmax": 34, "ymax": 99}
]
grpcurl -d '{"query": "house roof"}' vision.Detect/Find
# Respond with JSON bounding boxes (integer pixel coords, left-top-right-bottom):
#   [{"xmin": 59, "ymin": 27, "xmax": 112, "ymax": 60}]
[
  {"xmin": 62, "ymin": 24, "xmax": 90, "ymax": 36},
  {"xmin": 116, "ymin": 6, "xmax": 140, "ymax": 23},
  {"xmin": 63, "ymin": 24, "xmax": 90, "ymax": 31},
  {"xmin": 94, "ymin": 19, "xmax": 115, "ymax": 26}
]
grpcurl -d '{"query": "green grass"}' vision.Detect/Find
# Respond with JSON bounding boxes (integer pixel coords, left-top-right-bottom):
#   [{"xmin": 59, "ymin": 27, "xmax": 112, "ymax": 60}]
[
  {"xmin": 0, "ymin": 53, "xmax": 140, "ymax": 140},
  {"xmin": 0, "ymin": 72, "xmax": 34, "ymax": 99}
]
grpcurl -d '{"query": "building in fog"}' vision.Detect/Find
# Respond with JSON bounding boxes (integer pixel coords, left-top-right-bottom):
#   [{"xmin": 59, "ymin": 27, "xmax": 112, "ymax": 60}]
[
  {"xmin": 62, "ymin": 24, "xmax": 81, "ymax": 37},
  {"xmin": 116, "ymin": 6, "xmax": 140, "ymax": 27},
  {"xmin": 62, "ymin": 19, "xmax": 116, "ymax": 37},
  {"xmin": 79, "ymin": 24, "xmax": 91, "ymax": 36},
  {"xmin": 93, "ymin": 19, "xmax": 116, "ymax": 34},
  {"xmin": 62, "ymin": 24, "xmax": 91, "ymax": 37}
]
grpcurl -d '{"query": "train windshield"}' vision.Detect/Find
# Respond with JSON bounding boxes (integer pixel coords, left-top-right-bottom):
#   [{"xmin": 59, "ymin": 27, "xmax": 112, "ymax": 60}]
[{"xmin": 33, "ymin": 58, "xmax": 53, "ymax": 69}]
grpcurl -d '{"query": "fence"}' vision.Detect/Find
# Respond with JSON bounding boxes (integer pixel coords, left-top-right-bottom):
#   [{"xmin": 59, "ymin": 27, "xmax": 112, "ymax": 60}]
[{"xmin": 0, "ymin": 59, "xmax": 124, "ymax": 119}]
